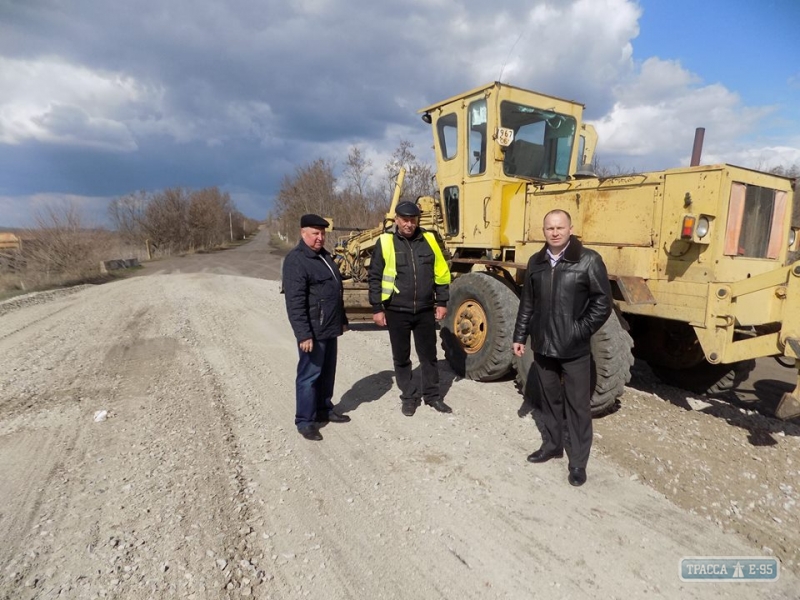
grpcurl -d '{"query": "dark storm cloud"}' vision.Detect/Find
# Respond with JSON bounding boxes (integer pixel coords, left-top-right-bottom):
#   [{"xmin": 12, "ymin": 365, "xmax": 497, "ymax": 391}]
[{"xmin": 1, "ymin": 0, "xmax": 794, "ymax": 227}]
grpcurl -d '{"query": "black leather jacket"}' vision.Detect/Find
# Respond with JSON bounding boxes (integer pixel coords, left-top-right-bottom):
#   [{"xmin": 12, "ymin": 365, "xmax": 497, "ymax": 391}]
[
  {"xmin": 282, "ymin": 240, "xmax": 347, "ymax": 341},
  {"xmin": 513, "ymin": 236, "xmax": 612, "ymax": 359},
  {"xmin": 368, "ymin": 227, "xmax": 449, "ymax": 314}
]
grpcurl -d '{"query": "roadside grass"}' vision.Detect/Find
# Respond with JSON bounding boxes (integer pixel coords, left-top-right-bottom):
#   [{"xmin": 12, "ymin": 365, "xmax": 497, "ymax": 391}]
[
  {"xmin": 0, "ymin": 237, "xmax": 251, "ymax": 301},
  {"xmin": 270, "ymin": 233, "xmax": 293, "ymax": 252},
  {"xmin": 193, "ymin": 237, "xmax": 254, "ymax": 254},
  {"xmin": 0, "ymin": 220, "xmax": 256, "ymax": 302},
  {"xmin": 0, "ymin": 268, "xmax": 145, "ymax": 302}
]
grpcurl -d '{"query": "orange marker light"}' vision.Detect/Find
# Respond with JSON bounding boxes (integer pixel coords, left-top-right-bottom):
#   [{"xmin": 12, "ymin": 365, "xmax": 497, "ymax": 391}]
[{"xmin": 681, "ymin": 215, "xmax": 696, "ymax": 239}]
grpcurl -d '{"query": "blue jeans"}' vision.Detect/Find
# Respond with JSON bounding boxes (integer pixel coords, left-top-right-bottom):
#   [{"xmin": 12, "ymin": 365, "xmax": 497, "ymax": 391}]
[{"xmin": 295, "ymin": 338, "xmax": 337, "ymax": 428}]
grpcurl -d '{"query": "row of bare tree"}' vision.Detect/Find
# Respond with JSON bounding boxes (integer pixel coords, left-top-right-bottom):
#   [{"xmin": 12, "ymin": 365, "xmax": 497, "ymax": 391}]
[
  {"xmin": 268, "ymin": 138, "xmax": 800, "ymax": 247},
  {"xmin": 0, "ymin": 187, "xmax": 260, "ymax": 294},
  {"xmin": 0, "ymin": 204, "xmax": 127, "ymax": 292},
  {"xmin": 109, "ymin": 187, "xmax": 260, "ymax": 255},
  {"xmin": 269, "ymin": 141, "xmax": 435, "ymax": 242}
]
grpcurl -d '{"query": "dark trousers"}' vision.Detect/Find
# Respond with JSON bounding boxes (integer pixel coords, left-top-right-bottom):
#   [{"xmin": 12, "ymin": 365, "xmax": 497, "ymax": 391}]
[
  {"xmin": 295, "ymin": 338, "xmax": 337, "ymax": 428},
  {"xmin": 534, "ymin": 352, "xmax": 593, "ymax": 469},
  {"xmin": 385, "ymin": 309, "xmax": 440, "ymax": 403}
]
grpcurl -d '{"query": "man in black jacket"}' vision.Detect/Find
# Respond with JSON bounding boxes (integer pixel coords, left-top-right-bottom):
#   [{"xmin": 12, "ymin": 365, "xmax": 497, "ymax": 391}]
[
  {"xmin": 512, "ymin": 209, "xmax": 612, "ymax": 486},
  {"xmin": 282, "ymin": 214, "xmax": 351, "ymax": 441},
  {"xmin": 369, "ymin": 201, "xmax": 452, "ymax": 416}
]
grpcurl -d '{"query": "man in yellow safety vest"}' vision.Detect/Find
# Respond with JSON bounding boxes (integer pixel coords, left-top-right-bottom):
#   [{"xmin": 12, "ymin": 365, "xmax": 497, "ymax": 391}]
[{"xmin": 368, "ymin": 201, "xmax": 452, "ymax": 416}]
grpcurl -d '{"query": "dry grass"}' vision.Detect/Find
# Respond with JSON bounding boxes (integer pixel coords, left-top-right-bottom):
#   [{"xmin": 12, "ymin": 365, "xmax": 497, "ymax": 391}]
[{"xmin": 0, "ymin": 203, "xmax": 149, "ymax": 296}]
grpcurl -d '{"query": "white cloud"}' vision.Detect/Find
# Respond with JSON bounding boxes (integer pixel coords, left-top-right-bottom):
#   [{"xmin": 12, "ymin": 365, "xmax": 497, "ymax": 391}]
[
  {"xmin": 711, "ymin": 144, "xmax": 800, "ymax": 172},
  {"xmin": 593, "ymin": 57, "xmax": 777, "ymax": 170},
  {"xmin": 0, "ymin": 56, "xmax": 278, "ymax": 151},
  {"xmin": 0, "ymin": 57, "xmax": 144, "ymax": 150},
  {"xmin": 0, "ymin": 0, "xmax": 796, "ymax": 227}
]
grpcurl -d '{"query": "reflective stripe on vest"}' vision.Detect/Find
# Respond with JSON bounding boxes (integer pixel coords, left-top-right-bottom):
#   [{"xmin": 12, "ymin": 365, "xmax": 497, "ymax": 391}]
[{"xmin": 379, "ymin": 232, "xmax": 451, "ymax": 301}]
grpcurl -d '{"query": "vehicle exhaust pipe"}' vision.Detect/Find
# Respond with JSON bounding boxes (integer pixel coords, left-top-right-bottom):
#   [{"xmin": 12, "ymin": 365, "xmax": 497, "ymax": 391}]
[{"xmin": 690, "ymin": 128, "xmax": 705, "ymax": 167}]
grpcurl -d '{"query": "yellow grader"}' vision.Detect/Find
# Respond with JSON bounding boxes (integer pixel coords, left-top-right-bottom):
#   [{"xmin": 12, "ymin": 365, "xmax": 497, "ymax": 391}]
[{"xmin": 334, "ymin": 81, "xmax": 800, "ymax": 419}]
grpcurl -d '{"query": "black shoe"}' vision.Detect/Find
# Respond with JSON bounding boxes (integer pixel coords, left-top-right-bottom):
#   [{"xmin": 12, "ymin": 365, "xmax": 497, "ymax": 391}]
[
  {"xmin": 568, "ymin": 467, "xmax": 587, "ymax": 487},
  {"xmin": 426, "ymin": 400, "xmax": 452, "ymax": 413},
  {"xmin": 298, "ymin": 425, "xmax": 323, "ymax": 441},
  {"xmin": 318, "ymin": 411, "xmax": 351, "ymax": 423},
  {"xmin": 526, "ymin": 446, "xmax": 564, "ymax": 463},
  {"xmin": 401, "ymin": 400, "xmax": 417, "ymax": 417}
]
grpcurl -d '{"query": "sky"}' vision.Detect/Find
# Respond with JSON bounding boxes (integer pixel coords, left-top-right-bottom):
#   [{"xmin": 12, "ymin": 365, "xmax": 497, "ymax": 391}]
[{"xmin": 1, "ymin": 0, "xmax": 799, "ymax": 228}]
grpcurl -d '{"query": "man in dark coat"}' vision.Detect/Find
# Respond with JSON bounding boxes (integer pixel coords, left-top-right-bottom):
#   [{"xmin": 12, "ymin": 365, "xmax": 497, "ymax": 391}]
[
  {"xmin": 512, "ymin": 209, "xmax": 612, "ymax": 486},
  {"xmin": 282, "ymin": 213, "xmax": 350, "ymax": 441},
  {"xmin": 368, "ymin": 201, "xmax": 452, "ymax": 416}
]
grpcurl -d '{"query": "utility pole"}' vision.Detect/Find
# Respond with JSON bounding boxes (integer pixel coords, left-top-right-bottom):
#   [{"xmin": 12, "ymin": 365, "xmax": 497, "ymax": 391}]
[{"xmin": 229, "ymin": 212, "xmax": 233, "ymax": 242}]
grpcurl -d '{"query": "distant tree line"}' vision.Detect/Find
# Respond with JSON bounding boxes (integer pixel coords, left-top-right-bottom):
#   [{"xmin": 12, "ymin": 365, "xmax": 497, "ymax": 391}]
[
  {"xmin": 0, "ymin": 203, "xmax": 121, "ymax": 293},
  {"xmin": 769, "ymin": 164, "xmax": 800, "ymax": 178},
  {"xmin": 108, "ymin": 187, "xmax": 260, "ymax": 255},
  {"xmin": 271, "ymin": 139, "xmax": 799, "ymax": 246},
  {"xmin": 270, "ymin": 140, "xmax": 435, "ymax": 242}
]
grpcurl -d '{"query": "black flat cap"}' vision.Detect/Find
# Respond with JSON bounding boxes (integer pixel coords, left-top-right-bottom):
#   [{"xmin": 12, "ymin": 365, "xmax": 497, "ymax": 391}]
[
  {"xmin": 300, "ymin": 213, "xmax": 330, "ymax": 228},
  {"xmin": 395, "ymin": 201, "xmax": 421, "ymax": 217}
]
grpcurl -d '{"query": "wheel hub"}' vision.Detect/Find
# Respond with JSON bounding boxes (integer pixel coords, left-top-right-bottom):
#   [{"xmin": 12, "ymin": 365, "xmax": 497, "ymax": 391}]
[{"xmin": 454, "ymin": 299, "xmax": 487, "ymax": 354}]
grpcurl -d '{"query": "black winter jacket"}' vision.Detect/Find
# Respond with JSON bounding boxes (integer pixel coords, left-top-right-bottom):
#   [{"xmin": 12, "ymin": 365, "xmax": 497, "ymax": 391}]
[
  {"xmin": 368, "ymin": 227, "xmax": 449, "ymax": 314},
  {"xmin": 282, "ymin": 240, "xmax": 348, "ymax": 341},
  {"xmin": 513, "ymin": 236, "xmax": 612, "ymax": 359}
]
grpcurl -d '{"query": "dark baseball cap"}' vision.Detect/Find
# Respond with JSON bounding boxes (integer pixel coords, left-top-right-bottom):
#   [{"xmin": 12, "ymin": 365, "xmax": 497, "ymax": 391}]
[
  {"xmin": 395, "ymin": 201, "xmax": 421, "ymax": 217},
  {"xmin": 300, "ymin": 213, "xmax": 330, "ymax": 228}
]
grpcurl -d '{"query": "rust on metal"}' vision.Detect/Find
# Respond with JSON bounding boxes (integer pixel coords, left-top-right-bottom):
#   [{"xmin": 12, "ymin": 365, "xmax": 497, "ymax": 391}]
[
  {"xmin": 611, "ymin": 275, "xmax": 657, "ymax": 305},
  {"xmin": 690, "ymin": 127, "xmax": 705, "ymax": 167},
  {"xmin": 451, "ymin": 258, "xmax": 528, "ymax": 270}
]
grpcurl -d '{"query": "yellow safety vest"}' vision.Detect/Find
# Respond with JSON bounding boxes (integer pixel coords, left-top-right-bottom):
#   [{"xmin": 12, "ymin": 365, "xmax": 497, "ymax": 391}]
[{"xmin": 380, "ymin": 232, "xmax": 451, "ymax": 301}]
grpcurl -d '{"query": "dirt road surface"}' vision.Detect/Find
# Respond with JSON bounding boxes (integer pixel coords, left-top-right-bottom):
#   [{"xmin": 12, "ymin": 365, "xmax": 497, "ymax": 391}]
[{"xmin": 1, "ymin": 233, "xmax": 798, "ymax": 599}]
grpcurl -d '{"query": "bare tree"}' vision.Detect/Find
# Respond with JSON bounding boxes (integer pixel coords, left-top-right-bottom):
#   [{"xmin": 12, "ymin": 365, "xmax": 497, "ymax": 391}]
[
  {"xmin": 188, "ymin": 187, "xmax": 233, "ymax": 250},
  {"xmin": 108, "ymin": 191, "xmax": 147, "ymax": 243},
  {"xmin": 142, "ymin": 188, "xmax": 191, "ymax": 254},
  {"xmin": 769, "ymin": 163, "xmax": 800, "ymax": 178},
  {"xmin": 341, "ymin": 146, "xmax": 386, "ymax": 225},
  {"xmin": 384, "ymin": 139, "xmax": 436, "ymax": 202},
  {"xmin": 273, "ymin": 159, "xmax": 338, "ymax": 237},
  {"xmin": 590, "ymin": 156, "xmax": 639, "ymax": 178},
  {"xmin": 22, "ymin": 200, "xmax": 115, "ymax": 288}
]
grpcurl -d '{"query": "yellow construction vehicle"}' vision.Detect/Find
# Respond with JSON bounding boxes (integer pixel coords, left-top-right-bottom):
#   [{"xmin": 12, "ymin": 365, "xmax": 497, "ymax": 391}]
[{"xmin": 334, "ymin": 81, "xmax": 800, "ymax": 419}]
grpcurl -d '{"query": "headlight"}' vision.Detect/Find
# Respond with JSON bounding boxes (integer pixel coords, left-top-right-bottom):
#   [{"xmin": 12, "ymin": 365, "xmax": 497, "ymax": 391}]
[
  {"xmin": 696, "ymin": 216, "xmax": 710, "ymax": 239},
  {"xmin": 789, "ymin": 229, "xmax": 797, "ymax": 247}
]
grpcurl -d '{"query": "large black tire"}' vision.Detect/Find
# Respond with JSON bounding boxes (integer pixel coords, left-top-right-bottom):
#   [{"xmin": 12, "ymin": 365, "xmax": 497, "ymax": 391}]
[
  {"xmin": 651, "ymin": 359, "xmax": 756, "ymax": 396},
  {"xmin": 513, "ymin": 311, "xmax": 634, "ymax": 416},
  {"xmin": 440, "ymin": 273, "xmax": 519, "ymax": 381},
  {"xmin": 636, "ymin": 318, "xmax": 757, "ymax": 395}
]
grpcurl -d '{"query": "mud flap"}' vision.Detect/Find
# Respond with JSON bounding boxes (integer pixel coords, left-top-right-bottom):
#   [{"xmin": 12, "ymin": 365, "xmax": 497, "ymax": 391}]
[
  {"xmin": 776, "ymin": 341, "xmax": 800, "ymax": 420},
  {"xmin": 776, "ymin": 393, "xmax": 800, "ymax": 420}
]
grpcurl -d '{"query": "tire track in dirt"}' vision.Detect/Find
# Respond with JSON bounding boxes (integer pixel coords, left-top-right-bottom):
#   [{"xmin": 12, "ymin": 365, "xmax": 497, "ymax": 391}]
[{"xmin": 2, "ymin": 273, "xmax": 798, "ymax": 599}]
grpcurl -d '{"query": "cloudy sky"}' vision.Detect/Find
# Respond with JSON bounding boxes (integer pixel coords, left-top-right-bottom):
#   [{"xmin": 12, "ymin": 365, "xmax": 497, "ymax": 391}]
[{"xmin": 1, "ymin": 0, "xmax": 798, "ymax": 227}]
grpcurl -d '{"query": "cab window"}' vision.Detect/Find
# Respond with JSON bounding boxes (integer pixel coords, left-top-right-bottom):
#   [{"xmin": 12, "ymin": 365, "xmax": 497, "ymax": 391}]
[
  {"xmin": 437, "ymin": 113, "xmax": 458, "ymax": 161},
  {"xmin": 468, "ymin": 99, "xmax": 487, "ymax": 176}
]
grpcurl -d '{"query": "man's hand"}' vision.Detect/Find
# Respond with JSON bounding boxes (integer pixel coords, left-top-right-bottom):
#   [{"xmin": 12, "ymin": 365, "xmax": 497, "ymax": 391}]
[
  {"xmin": 512, "ymin": 342, "xmax": 526, "ymax": 357},
  {"xmin": 299, "ymin": 338, "xmax": 313, "ymax": 353},
  {"xmin": 435, "ymin": 306, "xmax": 447, "ymax": 321},
  {"xmin": 372, "ymin": 311, "xmax": 387, "ymax": 327}
]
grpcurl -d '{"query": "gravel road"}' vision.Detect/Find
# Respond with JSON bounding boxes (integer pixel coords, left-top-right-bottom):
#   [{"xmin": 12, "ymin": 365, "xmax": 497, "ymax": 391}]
[{"xmin": 1, "ymin": 233, "xmax": 798, "ymax": 599}]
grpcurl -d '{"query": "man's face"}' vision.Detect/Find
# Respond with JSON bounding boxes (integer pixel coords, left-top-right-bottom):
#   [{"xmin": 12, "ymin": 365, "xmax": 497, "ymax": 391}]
[
  {"xmin": 542, "ymin": 212, "xmax": 572, "ymax": 253},
  {"xmin": 301, "ymin": 226, "xmax": 326, "ymax": 252},
  {"xmin": 396, "ymin": 215, "xmax": 419, "ymax": 238}
]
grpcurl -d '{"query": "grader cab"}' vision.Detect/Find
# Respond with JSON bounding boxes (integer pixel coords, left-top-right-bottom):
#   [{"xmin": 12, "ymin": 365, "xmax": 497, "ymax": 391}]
[{"xmin": 334, "ymin": 81, "xmax": 800, "ymax": 419}]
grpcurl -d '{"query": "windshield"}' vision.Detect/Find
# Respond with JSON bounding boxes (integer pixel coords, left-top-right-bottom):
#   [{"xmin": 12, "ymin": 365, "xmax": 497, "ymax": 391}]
[{"xmin": 500, "ymin": 101, "xmax": 576, "ymax": 181}]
